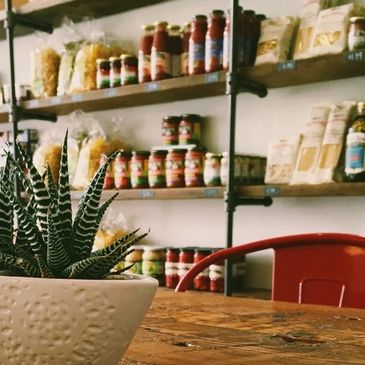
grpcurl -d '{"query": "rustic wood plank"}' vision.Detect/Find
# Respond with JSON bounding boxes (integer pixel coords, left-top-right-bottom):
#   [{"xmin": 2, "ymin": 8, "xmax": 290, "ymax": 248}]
[{"xmin": 119, "ymin": 289, "xmax": 365, "ymax": 365}]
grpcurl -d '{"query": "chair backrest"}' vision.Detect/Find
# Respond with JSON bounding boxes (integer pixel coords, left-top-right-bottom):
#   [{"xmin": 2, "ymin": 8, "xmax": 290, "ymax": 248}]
[{"xmin": 175, "ymin": 233, "xmax": 365, "ymax": 309}]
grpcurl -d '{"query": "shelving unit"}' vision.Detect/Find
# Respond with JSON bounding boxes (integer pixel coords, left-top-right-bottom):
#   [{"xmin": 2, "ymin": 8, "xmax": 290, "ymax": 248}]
[{"xmin": 1, "ymin": 51, "xmax": 365, "ymax": 123}]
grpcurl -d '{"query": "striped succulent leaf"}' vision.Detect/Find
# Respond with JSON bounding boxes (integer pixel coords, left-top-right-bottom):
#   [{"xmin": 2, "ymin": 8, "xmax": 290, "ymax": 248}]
[
  {"xmin": 35, "ymin": 254, "xmax": 55, "ymax": 278},
  {"xmin": 57, "ymin": 131, "xmax": 72, "ymax": 246},
  {"xmin": 0, "ymin": 252, "xmax": 26, "ymax": 274},
  {"xmin": 0, "ymin": 163, "xmax": 13, "ymax": 245},
  {"xmin": 46, "ymin": 165, "xmax": 59, "ymax": 207},
  {"xmin": 16, "ymin": 142, "xmax": 50, "ymax": 243},
  {"xmin": 61, "ymin": 255, "xmax": 103, "ymax": 279},
  {"xmin": 72, "ymin": 151, "xmax": 119, "ymax": 260},
  {"xmin": 47, "ymin": 211, "xmax": 71, "ymax": 273},
  {"xmin": 97, "ymin": 192, "xmax": 119, "ymax": 226},
  {"xmin": 13, "ymin": 256, "xmax": 41, "ymax": 277}
]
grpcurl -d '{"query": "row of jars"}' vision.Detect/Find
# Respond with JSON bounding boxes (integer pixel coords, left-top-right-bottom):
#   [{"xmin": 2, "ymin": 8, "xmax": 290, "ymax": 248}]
[
  {"xmin": 122, "ymin": 246, "xmax": 246, "ymax": 293},
  {"xmin": 103, "ymin": 148, "xmax": 267, "ymax": 190},
  {"xmin": 138, "ymin": 8, "xmax": 265, "ymax": 83}
]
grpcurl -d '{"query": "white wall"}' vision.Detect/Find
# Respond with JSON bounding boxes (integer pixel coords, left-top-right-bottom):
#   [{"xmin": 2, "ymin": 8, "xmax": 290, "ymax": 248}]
[{"xmin": 1, "ymin": 0, "xmax": 365, "ymax": 288}]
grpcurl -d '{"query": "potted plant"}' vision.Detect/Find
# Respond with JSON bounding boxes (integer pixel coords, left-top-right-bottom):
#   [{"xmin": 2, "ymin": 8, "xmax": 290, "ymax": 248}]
[{"xmin": 0, "ymin": 132, "xmax": 158, "ymax": 365}]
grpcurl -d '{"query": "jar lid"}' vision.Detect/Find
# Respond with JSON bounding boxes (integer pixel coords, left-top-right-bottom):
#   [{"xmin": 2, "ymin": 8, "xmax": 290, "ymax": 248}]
[
  {"xmin": 256, "ymin": 14, "xmax": 267, "ymax": 21},
  {"xmin": 150, "ymin": 149, "xmax": 168, "ymax": 155},
  {"xmin": 194, "ymin": 14, "xmax": 208, "ymax": 21},
  {"xmin": 179, "ymin": 247, "xmax": 195, "ymax": 252},
  {"xmin": 132, "ymin": 150, "xmax": 150, "ymax": 156},
  {"xmin": 168, "ymin": 24, "xmax": 182, "ymax": 32},
  {"xmin": 120, "ymin": 53, "xmax": 137, "ymax": 60},
  {"xmin": 117, "ymin": 150, "xmax": 132, "ymax": 157},
  {"xmin": 163, "ymin": 115, "xmax": 181, "ymax": 123},
  {"xmin": 143, "ymin": 246, "xmax": 166, "ymax": 252},
  {"xmin": 244, "ymin": 9, "xmax": 256, "ymax": 16},
  {"xmin": 154, "ymin": 20, "xmax": 169, "ymax": 28},
  {"xmin": 187, "ymin": 146, "xmax": 206, "ymax": 153},
  {"xmin": 142, "ymin": 24, "xmax": 155, "ymax": 31},
  {"xmin": 350, "ymin": 16, "xmax": 365, "ymax": 23},
  {"xmin": 206, "ymin": 152, "xmax": 222, "ymax": 159},
  {"xmin": 168, "ymin": 148, "xmax": 187, "ymax": 154},
  {"xmin": 181, "ymin": 113, "xmax": 202, "ymax": 121},
  {"xmin": 194, "ymin": 247, "xmax": 213, "ymax": 253},
  {"xmin": 211, "ymin": 9, "xmax": 225, "ymax": 17},
  {"xmin": 96, "ymin": 58, "xmax": 109, "ymax": 64}
]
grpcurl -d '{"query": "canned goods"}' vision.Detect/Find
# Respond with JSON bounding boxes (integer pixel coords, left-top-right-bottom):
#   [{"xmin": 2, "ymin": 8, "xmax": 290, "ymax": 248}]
[
  {"xmin": 220, "ymin": 152, "xmax": 242, "ymax": 186},
  {"xmin": 184, "ymin": 147, "xmax": 205, "ymax": 187},
  {"xmin": 204, "ymin": 153, "xmax": 221, "ymax": 186},
  {"xmin": 179, "ymin": 114, "xmax": 202, "ymax": 145},
  {"xmin": 121, "ymin": 54, "xmax": 138, "ymax": 85},
  {"xmin": 148, "ymin": 150, "xmax": 167, "ymax": 188},
  {"xmin": 114, "ymin": 151, "xmax": 131, "ymax": 189},
  {"xmin": 130, "ymin": 151, "xmax": 150, "ymax": 189},
  {"xmin": 162, "ymin": 116, "xmax": 181, "ymax": 145},
  {"xmin": 109, "ymin": 56, "xmax": 121, "ymax": 87},
  {"xmin": 165, "ymin": 149, "xmax": 186, "ymax": 188},
  {"xmin": 96, "ymin": 58, "xmax": 110, "ymax": 89}
]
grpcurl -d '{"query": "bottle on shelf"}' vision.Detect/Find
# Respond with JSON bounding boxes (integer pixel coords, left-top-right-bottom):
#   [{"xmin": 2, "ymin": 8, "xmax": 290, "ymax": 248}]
[
  {"xmin": 120, "ymin": 54, "xmax": 138, "ymax": 85},
  {"xmin": 345, "ymin": 102, "xmax": 365, "ymax": 182},
  {"xmin": 138, "ymin": 24, "xmax": 155, "ymax": 83},
  {"xmin": 188, "ymin": 14, "xmax": 208, "ymax": 75},
  {"xmin": 205, "ymin": 9, "xmax": 226, "ymax": 73},
  {"xmin": 169, "ymin": 24, "xmax": 183, "ymax": 78},
  {"xmin": 151, "ymin": 21, "xmax": 171, "ymax": 81},
  {"xmin": 181, "ymin": 22, "xmax": 191, "ymax": 76}
]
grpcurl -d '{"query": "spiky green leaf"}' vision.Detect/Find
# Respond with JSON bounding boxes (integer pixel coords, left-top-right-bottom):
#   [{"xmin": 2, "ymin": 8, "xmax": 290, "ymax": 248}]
[{"xmin": 35, "ymin": 254, "xmax": 54, "ymax": 278}]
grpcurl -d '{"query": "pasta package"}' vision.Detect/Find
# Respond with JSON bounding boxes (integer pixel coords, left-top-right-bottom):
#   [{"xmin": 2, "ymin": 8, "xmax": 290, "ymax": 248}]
[
  {"xmin": 300, "ymin": 0, "xmax": 328, "ymax": 18},
  {"xmin": 265, "ymin": 136, "xmax": 302, "ymax": 185},
  {"xmin": 31, "ymin": 47, "xmax": 60, "ymax": 98},
  {"xmin": 312, "ymin": 101, "xmax": 356, "ymax": 184},
  {"xmin": 255, "ymin": 16, "xmax": 298, "ymax": 65},
  {"xmin": 293, "ymin": 15, "xmax": 318, "ymax": 60},
  {"xmin": 291, "ymin": 103, "xmax": 331, "ymax": 185},
  {"xmin": 33, "ymin": 143, "xmax": 62, "ymax": 183},
  {"xmin": 309, "ymin": 3, "xmax": 354, "ymax": 57}
]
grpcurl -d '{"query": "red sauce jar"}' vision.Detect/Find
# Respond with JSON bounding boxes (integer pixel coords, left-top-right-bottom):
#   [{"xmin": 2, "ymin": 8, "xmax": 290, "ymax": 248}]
[
  {"xmin": 130, "ymin": 151, "xmax": 150, "ymax": 189},
  {"xmin": 162, "ymin": 115, "xmax": 181, "ymax": 145},
  {"xmin": 188, "ymin": 15, "xmax": 208, "ymax": 75},
  {"xmin": 138, "ymin": 24, "xmax": 155, "ymax": 83},
  {"xmin": 181, "ymin": 22, "xmax": 191, "ymax": 76},
  {"xmin": 209, "ymin": 258, "xmax": 225, "ymax": 293},
  {"xmin": 151, "ymin": 21, "xmax": 171, "ymax": 81},
  {"xmin": 205, "ymin": 9, "xmax": 226, "ymax": 73},
  {"xmin": 121, "ymin": 54, "xmax": 138, "ymax": 85},
  {"xmin": 184, "ymin": 147, "xmax": 206, "ymax": 187},
  {"xmin": 178, "ymin": 248, "xmax": 195, "ymax": 290},
  {"xmin": 193, "ymin": 248, "xmax": 211, "ymax": 291},
  {"xmin": 100, "ymin": 154, "xmax": 114, "ymax": 189},
  {"xmin": 96, "ymin": 58, "xmax": 110, "ymax": 89},
  {"xmin": 169, "ymin": 24, "xmax": 182, "ymax": 78},
  {"xmin": 179, "ymin": 114, "xmax": 202, "ymax": 145},
  {"xmin": 165, "ymin": 248, "xmax": 180, "ymax": 289},
  {"xmin": 165, "ymin": 149, "xmax": 186, "ymax": 188},
  {"xmin": 148, "ymin": 150, "xmax": 167, "ymax": 188},
  {"xmin": 114, "ymin": 151, "xmax": 131, "ymax": 189}
]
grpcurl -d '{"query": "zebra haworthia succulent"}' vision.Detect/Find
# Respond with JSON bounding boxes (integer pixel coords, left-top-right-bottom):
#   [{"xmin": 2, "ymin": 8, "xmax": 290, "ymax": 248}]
[{"xmin": 0, "ymin": 131, "xmax": 147, "ymax": 279}]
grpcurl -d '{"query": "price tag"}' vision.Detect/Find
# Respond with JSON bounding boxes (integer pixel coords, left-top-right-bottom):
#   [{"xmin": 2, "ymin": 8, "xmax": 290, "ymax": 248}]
[
  {"xmin": 264, "ymin": 186, "xmax": 281, "ymax": 197},
  {"xmin": 277, "ymin": 60, "xmax": 296, "ymax": 72},
  {"xmin": 104, "ymin": 88, "xmax": 119, "ymax": 98},
  {"xmin": 139, "ymin": 190, "xmax": 155, "ymax": 199},
  {"xmin": 204, "ymin": 188, "xmax": 220, "ymax": 198},
  {"xmin": 71, "ymin": 94, "xmax": 83, "ymax": 103},
  {"xmin": 51, "ymin": 96, "xmax": 61, "ymax": 105},
  {"xmin": 346, "ymin": 50, "xmax": 365, "ymax": 63},
  {"xmin": 205, "ymin": 72, "xmax": 220, "ymax": 84},
  {"xmin": 145, "ymin": 82, "xmax": 160, "ymax": 92}
]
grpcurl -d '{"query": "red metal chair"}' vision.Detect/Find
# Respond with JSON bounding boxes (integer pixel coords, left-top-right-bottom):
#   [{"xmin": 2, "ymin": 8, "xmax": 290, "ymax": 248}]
[{"xmin": 175, "ymin": 233, "xmax": 365, "ymax": 309}]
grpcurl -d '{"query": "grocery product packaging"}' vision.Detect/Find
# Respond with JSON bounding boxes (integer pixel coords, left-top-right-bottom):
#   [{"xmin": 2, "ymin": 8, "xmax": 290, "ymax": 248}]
[
  {"xmin": 291, "ymin": 103, "xmax": 331, "ymax": 185},
  {"xmin": 265, "ymin": 136, "xmax": 302, "ymax": 184},
  {"xmin": 312, "ymin": 101, "xmax": 356, "ymax": 184},
  {"xmin": 255, "ymin": 16, "xmax": 298, "ymax": 65}
]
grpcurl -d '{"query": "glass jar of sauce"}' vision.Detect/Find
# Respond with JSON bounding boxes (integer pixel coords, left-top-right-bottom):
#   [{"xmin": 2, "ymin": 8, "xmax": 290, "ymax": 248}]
[
  {"xmin": 165, "ymin": 149, "xmax": 186, "ymax": 188},
  {"xmin": 178, "ymin": 248, "xmax": 195, "ymax": 290},
  {"xmin": 220, "ymin": 152, "xmax": 242, "ymax": 186},
  {"xmin": 188, "ymin": 15, "xmax": 208, "ymax": 75},
  {"xmin": 148, "ymin": 150, "xmax": 167, "ymax": 188},
  {"xmin": 348, "ymin": 17, "xmax": 365, "ymax": 51},
  {"xmin": 169, "ymin": 24, "xmax": 182, "ymax": 78},
  {"xmin": 120, "ymin": 54, "xmax": 138, "ymax": 85},
  {"xmin": 114, "ymin": 151, "xmax": 131, "ymax": 189},
  {"xmin": 138, "ymin": 24, "xmax": 155, "ymax": 83},
  {"xmin": 165, "ymin": 248, "xmax": 180, "ymax": 289},
  {"xmin": 193, "ymin": 248, "xmax": 211, "ymax": 291},
  {"xmin": 181, "ymin": 22, "xmax": 191, "ymax": 76},
  {"xmin": 162, "ymin": 115, "xmax": 181, "ymax": 145},
  {"xmin": 151, "ymin": 21, "xmax": 171, "ymax": 81},
  {"xmin": 109, "ymin": 56, "xmax": 121, "ymax": 87},
  {"xmin": 205, "ymin": 9, "xmax": 226, "ymax": 73},
  {"xmin": 100, "ymin": 154, "xmax": 114, "ymax": 190},
  {"xmin": 184, "ymin": 147, "xmax": 205, "ymax": 187},
  {"xmin": 130, "ymin": 151, "xmax": 150, "ymax": 188},
  {"xmin": 96, "ymin": 58, "xmax": 110, "ymax": 89},
  {"xmin": 209, "ymin": 259, "xmax": 225, "ymax": 293},
  {"xmin": 204, "ymin": 153, "xmax": 222, "ymax": 187},
  {"xmin": 179, "ymin": 114, "xmax": 202, "ymax": 145},
  {"xmin": 142, "ymin": 247, "xmax": 166, "ymax": 286}
]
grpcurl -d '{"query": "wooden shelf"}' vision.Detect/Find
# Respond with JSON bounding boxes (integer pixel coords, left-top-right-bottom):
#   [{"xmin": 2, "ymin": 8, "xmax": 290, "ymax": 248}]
[
  {"xmin": 1, "ymin": 51, "xmax": 364, "ymax": 124},
  {"xmin": 0, "ymin": 0, "xmax": 171, "ymax": 39},
  {"xmin": 70, "ymin": 182, "xmax": 365, "ymax": 201}
]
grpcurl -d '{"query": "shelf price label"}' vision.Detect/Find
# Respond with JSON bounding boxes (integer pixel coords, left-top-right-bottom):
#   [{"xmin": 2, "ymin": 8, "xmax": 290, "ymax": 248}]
[
  {"xmin": 71, "ymin": 94, "xmax": 83, "ymax": 103},
  {"xmin": 139, "ymin": 190, "xmax": 155, "ymax": 199},
  {"xmin": 264, "ymin": 186, "xmax": 281, "ymax": 197},
  {"xmin": 205, "ymin": 72, "xmax": 220, "ymax": 84},
  {"xmin": 204, "ymin": 188, "xmax": 220, "ymax": 198},
  {"xmin": 346, "ymin": 50, "xmax": 365, "ymax": 63},
  {"xmin": 145, "ymin": 82, "xmax": 160, "ymax": 92},
  {"xmin": 104, "ymin": 88, "xmax": 119, "ymax": 98},
  {"xmin": 277, "ymin": 60, "xmax": 296, "ymax": 72}
]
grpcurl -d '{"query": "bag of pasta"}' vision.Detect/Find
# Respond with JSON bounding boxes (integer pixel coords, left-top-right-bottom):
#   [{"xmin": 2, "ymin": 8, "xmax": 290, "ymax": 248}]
[{"xmin": 31, "ymin": 42, "xmax": 60, "ymax": 98}]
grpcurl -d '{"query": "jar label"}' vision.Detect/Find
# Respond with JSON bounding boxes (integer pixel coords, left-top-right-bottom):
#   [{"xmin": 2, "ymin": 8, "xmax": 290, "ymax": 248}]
[
  {"xmin": 346, "ymin": 145, "xmax": 365, "ymax": 172},
  {"xmin": 171, "ymin": 54, "xmax": 182, "ymax": 77},
  {"xmin": 166, "ymin": 159, "xmax": 185, "ymax": 187},
  {"xmin": 181, "ymin": 52, "xmax": 189, "ymax": 75},
  {"xmin": 125, "ymin": 261, "xmax": 143, "ymax": 275},
  {"xmin": 121, "ymin": 67, "xmax": 138, "ymax": 85},
  {"xmin": 205, "ymin": 38, "xmax": 223, "ymax": 71},
  {"xmin": 209, "ymin": 264, "xmax": 225, "ymax": 280},
  {"xmin": 162, "ymin": 126, "xmax": 179, "ymax": 144},
  {"xmin": 96, "ymin": 71, "xmax": 110, "ymax": 89},
  {"xmin": 138, "ymin": 51, "xmax": 151, "ymax": 82},
  {"xmin": 188, "ymin": 41, "xmax": 205, "ymax": 74},
  {"xmin": 204, "ymin": 160, "xmax": 221, "ymax": 186},
  {"xmin": 223, "ymin": 31, "xmax": 230, "ymax": 69},
  {"xmin": 110, "ymin": 69, "xmax": 121, "ymax": 87},
  {"xmin": 131, "ymin": 160, "xmax": 148, "ymax": 188},
  {"xmin": 142, "ymin": 260, "xmax": 165, "ymax": 275},
  {"xmin": 151, "ymin": 49, "xmax": 171, "ymax": 79}
]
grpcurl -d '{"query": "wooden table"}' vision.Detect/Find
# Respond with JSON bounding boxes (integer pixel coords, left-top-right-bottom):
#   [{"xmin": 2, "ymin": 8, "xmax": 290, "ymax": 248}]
[{"xmin": 120, "ymin": 288, "xmax": 365, "ymax": 365}]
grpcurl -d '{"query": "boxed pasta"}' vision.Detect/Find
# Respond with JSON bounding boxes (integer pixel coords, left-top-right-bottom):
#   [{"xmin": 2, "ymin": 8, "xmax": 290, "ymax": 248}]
[
  {"xmin": 291, "ymin": 103, "xmax": 331, "ymax": 185},
  {"xmin": 255, "ymin": 16, "xmax": 298, "ymax": 65},
  {"xmin": 265, "ymin": 136, "xmax": 302, "ymax": 185},
  {"xmin": 312, "ymin": 101, "xmax": 356, "ymax": 184}
]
